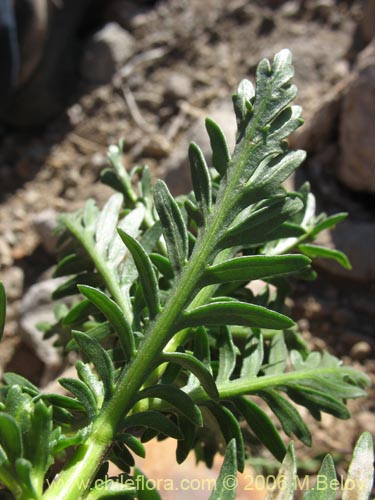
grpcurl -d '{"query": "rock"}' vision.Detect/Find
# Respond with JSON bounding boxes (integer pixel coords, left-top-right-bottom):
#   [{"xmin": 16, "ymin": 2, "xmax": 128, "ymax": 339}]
[
  {"xmin": 314, "ymin": 221, "xmax": 375, "ymax": 282},
  {"xmin": 163, "ymin": 99, "xmax": 237, "ymax": 195},
  {"xmin": 330, "ymin": 59, "xmax": 350, "ymax": 84},
  {"xmin": 33, "ymin": 209, "xmax": 58, "ymax": 255},
  {"xmin": 0, "ymin": 238, "xmax": 13, "ymax": 267},
  {"xmin": 0, "ymin": 267, "xmax": 24, "ymax": 301},
  {"xmin": 67, "ymin": 103, "xmax": 84, "ymax": 126},
  {"xmin": 142, "ymin": 134, "xmax": 171, "ymax": 159},
  {"xmin": 280, "ymin": 1, "xmax": 300, "ymax": 18},
  {"xmin": 311, "ymin": 0, "xmax": 335, "ymax": 22},
  {"xmin": 81, "ymin": 22, "xmax": 135, "ymax": 84},
  {"xmin": 290, "ymin": 79, "xmax": 345, "ymax": 153},
  {"xmin": 164, "ymin": 72, "xmax": 192, "ymax": 102},
  {"xmin": 362, "ymin": 0, "xmax": 375, "ymax": 43},
  {"xmin": 18, "ymin": 278, "xmax": 67, "ymax": 386},
  {"xmin": 349, "ymin": 341, "xmax": 372, "ymax": 360},
  {"xmin": 103, "ymin": 0, "xmax": 155, "ymax": 31},
  {"xmin": 338, "ymin": 41, "xmax": 375, "ymax": 192}
]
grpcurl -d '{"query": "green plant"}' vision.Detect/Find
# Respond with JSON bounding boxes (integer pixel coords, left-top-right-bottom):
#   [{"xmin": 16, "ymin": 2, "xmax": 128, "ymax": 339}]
[{"xmin": 0, "ymin": 49, "xmax": 372, "ymax": 500}]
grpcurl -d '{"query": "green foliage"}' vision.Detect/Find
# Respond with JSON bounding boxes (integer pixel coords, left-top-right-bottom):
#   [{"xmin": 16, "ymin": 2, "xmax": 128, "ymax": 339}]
[
  {"xmin": 0, "ymin": 49, "xmax": 371, "ymax": 500},
  {"xmin": 266, "ymin": 432, "xmax": 374, "ymax": 500}
]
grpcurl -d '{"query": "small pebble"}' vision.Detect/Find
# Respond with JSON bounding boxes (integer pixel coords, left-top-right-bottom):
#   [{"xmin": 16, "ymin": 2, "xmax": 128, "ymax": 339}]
[
  {"xmin": 0, "ymin": 266, "xmax": 24, "ymax": 300},
  {"xmin": 350, "ymin": 341, "xmax": 372, "ymax": 361},
  {"xmin": 298, "ymin": 318, "xmax": 310, "ymax": 332},
  {"xmin": 164, "ymin": 73, "xmax": 192, "ymax": 101},
  {"xmin": 143, "ymin": 135, "xmax": 171, "ymax": 159}
]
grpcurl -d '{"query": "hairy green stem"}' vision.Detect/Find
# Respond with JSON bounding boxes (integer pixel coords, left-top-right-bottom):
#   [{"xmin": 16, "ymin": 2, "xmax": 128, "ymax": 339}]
[{"xmin": 132, "ymin": 367, "xmax": 361, "ymax": 414}]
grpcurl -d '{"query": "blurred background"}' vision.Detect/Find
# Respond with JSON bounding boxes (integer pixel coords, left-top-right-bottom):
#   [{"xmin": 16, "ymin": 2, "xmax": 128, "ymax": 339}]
[{"xmin": 0, "ymin": 0, "xmax": 374, "ymax": 497}]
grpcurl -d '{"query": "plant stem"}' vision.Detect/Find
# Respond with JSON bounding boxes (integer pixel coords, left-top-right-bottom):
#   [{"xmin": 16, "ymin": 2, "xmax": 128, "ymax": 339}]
[{"xmin": 134, "ymin": 367, "xmax": 364, "ymax": 414}]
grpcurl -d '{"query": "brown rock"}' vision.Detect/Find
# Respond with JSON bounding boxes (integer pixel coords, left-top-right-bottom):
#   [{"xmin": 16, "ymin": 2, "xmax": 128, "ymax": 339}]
[
  {"xmin": 338, "ymin": 41, "xmax": 375, "ymax": 192},
  {"xmin": 33, "ymin": 209, "xmax": 58, "ymax": 255},
  {"xmin": 350, "ymin": 341, "xmax": 373, "ymax": 360},
  {"xmin": 81, "ymin": 23, "xmax": 135, "ymax": 84},
  {"xmin": 164, "ymin": 73, "xmax": 192, "ymax": 102},
  {"xmin": 362, "ymin": 0, "xmax": 375, "ymax": 43},
  {"xmin": 0, "ymin": 266, "xmax": 24, "ymax": 301},
  {"xmin": 290, "ymin": 78, "xmax": 345, "ymax": 153},
  {"xmin": 314, "ymin": 221, "xmax": 375, "ymax": 282}
]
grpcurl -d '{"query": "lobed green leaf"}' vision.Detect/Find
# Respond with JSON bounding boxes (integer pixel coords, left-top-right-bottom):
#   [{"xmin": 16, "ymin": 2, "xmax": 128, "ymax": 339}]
[
  {"xmin": 123, "ymin": 411, "xmax": 183, "ymax": 440},
  {"xmin": 285, "ymin": 385, "xmax": 350, "ymax": 420},
  {"xmin": 137, "ymin": 384, "xmax": 202, "ymax": 426},
  {"xmin": 73, "ymin": 331, "xmax": 114, "ymax": 399},
  {"xmin": 342, "ymin": 432, "xmax": 374, "ymax": 500},
  {"xmin": 117, "ymin": 230, "xmax": 160, "ymax": 319},
  {"xmin": 263, "ymin": 333, "xmax": 288, "ymax": 375},
  {"xmin": 219, "ymin": 197, "xmax": 303, "ymax": 249},
  {"xmin": 235, "ymin": 397, "xmax": 287, "ymax": 462},
  {"xmin": 59, "ymin": 378, "xmax": 98, "ymax": 420},
  {"xmin": 200, "ymin": 255, "xmax": 310, "ymax": 287},
  {"xmin": 206, "ymin": 403, "xmax": 245, "ymax": 472},
  {"xmin": 180, "ymin": 301, "xmax": 295, "ymax": 331},
  {"xmin": 303, "ymin": 454, "xmax": 337, "ymax": 500},
  {"xmin": 78, "ymin": 285, "xmax": 134, "ymax": 361},
  {"xmin": 298, "ymin": 244, "xmax": 351, "ymax": 270},
  {"xmin": 260, "ymin": 389, "xmax": 311, "ymax": 446},
  {"xmin": 209, "ymin": 439, "xmax": 237, "ymax": 500},
  {"xmin": 0, "ymin": 413, "xmax": 23, "ymax": 463},
  {"xmin": 240, "ymin": 332, "xmax": 264, "ymax": 379},
  {"xmin": 188, "ymin": 142, "xmax": 212, "ymax": 220},
  {"xmin": 205, "ymin": 117, "xmax": 231, "ymax": 176},
  {"xmin": 216, "ymin": 327, "xmax": 237, "ymax": 384},
  {"xmin": 161, "ymin": 352, "xmax": 219, "ymax": 401},
  {"xmin": 153, "ymin": 180, "xmax": 188, "ymax": 274},
  {"xmin": 116, "ymin": 433, "xmax": 146, "ymax": 458},
  {"xmin": 266, "ymin": 442, "xmax": 296, "ymax": 500}
]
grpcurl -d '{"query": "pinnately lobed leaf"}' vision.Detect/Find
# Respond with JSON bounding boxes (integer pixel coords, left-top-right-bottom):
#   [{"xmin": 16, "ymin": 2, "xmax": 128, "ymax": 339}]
[
  {"xmin": 72, "ymin": 331, "xmax": 115, "ymax": 400},
  {"xmin": 266, "ymin": 442, "xmax": 296, "ymax": 500},
  {"xmin": 205, "ymin": 117, "xmax": 231, "ymax": 176},
  {"xmin": 153, "ymin": 179, "xmax": 188, "ymax": 274},
  {"xmin": 0, "ymin": 49, "xmax": 369, "ymax": 500},
  {"xmin": 342, "ymin": 432, "xmax": 374, "ymax": 500},
  {"xmin": 209, "ymin": 439, "xmax": 238, "ymax": 500},
  {"xmin": 0, "ymin": 413, "xmax": 23, "ymax": 463},
  {"xmin": 298, "ymin": 244, "xmax": 351, "ymax": 270},
  {"xmin": 188, "ymin": 142, "xmax": 212, "ymax": 220},
  {"xmin": 117, "ymin": 229, "xmax": 161, "ymax": 318},
  {"xmin": 200, "ymin": 255, "xmax": 311, "ymax": 286},
  {"xmin": 235, "ymin": 397, "xmax": 287, "ymax": 462},
  {"xmin": 161, "ymin": 351, "xmax": 219, "ymax": 401},
  {"xmin": 78, "ymin": 285, "xmax": 135, "ymax": 361},
  {"xmin": 180, "ymin": 302, "xmax": 295, "ymax": 330},
  {"xmin": 123, "ymin": 411, "xmax": 183, "ymax": 440},
  {"xmin": 303, "ymin": 454, "xmax": 337, "ymax": 500},
  {"xmin": 136, "ymin": 384, "xmax": 203, "ymax": 426}
]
